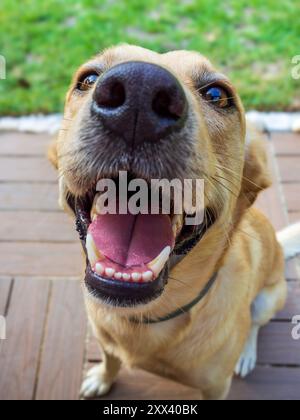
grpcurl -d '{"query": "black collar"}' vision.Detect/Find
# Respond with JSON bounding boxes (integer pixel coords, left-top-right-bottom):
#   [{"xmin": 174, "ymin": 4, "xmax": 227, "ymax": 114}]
[{"xmin": 130, "ymin": 271, "xmax": 218, "ymax": 324}]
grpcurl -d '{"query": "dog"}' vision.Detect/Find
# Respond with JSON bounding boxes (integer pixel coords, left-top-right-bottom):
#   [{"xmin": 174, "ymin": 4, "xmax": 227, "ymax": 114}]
[{"xmin": 49, "ymin": 44, "xmax": 300, "ymax": 400}]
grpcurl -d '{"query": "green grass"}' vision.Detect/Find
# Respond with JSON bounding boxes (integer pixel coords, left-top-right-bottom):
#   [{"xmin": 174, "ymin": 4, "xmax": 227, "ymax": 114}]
[{"xmin": 0, "ymin": 0, "xmax": 299, "ymax": 115}]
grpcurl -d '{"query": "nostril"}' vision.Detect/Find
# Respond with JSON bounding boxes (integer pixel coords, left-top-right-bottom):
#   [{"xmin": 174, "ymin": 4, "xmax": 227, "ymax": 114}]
[
  {"xmin": 152, "ymin": 89, "xmax": 185, "ymax": 121},
  {"xmin": 97, "ymin": 81, "xmax": 126, "ymax": 109}
]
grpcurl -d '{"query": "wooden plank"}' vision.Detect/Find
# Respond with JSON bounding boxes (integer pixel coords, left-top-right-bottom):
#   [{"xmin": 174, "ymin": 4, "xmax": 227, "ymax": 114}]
[
  {"xmin": 230, "ymin": 366, "xmax": 300, "ymax": 400},
  {"xmin": 0, "ymin": 211, "xmax": 77, "ymax": 242},
  {"xmin": 86, "ymin": 332, "xmax": 101, "ymax": 362},
  {"xmin": 0, "ymin": 133, "xmax": 50, "ymax": 156},
  {"xmin": 282, "ymin": 184, "xmax": 300, "ymax": 212},
  {"xmin": 92, "ymin": 366, "xmax": 202, "ymax": 400},
  {"xmin": 0, "ymin": 157, "xmax": 56, "ymax": 182},
  {"xmin": 272, "ymin": 132, "xmax": 300, "ymax": 156},
  {"xmin": 285, "ymin": 257, "xmax": 300, "ymax": 281},
  {"xmin": 277, "ymin": 157, "xmax": 300, "ymax": 182},
  {"xmin": 275, "ymin": 281, "xmax": 300, "ymax": 320},
  {"xmin": 0, "ymin": 242, "xmax": 82, "ymax": 277},
  {"xmin": 257, "ymin": 322, "xmax": 300, "ymax": 366},
  {"xmin": 0, "ymin": 278, "xmax": 50, "ymax": 400},
  {"xmin": 0, "ymin": 277, "xmax": 11, "ymax": 315},
  {"xmin": 36, "ymin": 280, "xmax": 87, "ymax": 400},
  {"xmin": 0, "ymin": 183, "xmax": 59, "ymax": 211}
]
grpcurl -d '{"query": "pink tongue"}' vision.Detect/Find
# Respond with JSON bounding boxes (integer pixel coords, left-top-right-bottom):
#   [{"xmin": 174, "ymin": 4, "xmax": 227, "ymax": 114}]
[{"xmin": 89, "ymin": 213, "xmax": 174, "ymax": 267}]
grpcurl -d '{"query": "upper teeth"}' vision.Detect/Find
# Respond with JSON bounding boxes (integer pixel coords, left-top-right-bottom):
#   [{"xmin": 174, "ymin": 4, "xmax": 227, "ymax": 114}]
[{"xmin": 147, "ymin": 246, "xmax": 171, "ymax": 277}]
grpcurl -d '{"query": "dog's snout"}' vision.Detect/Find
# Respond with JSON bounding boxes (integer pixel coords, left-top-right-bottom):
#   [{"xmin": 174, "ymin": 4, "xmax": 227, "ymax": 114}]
[{"xmin": 92, "ymin": 61, "xmax": 187, "ymax": 145}]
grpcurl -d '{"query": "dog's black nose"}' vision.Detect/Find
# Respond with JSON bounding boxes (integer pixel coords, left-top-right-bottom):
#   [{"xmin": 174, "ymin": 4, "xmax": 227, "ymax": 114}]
[{"xmin": 92, "ymin": 61, "xmax": 187, "ymax": 145}]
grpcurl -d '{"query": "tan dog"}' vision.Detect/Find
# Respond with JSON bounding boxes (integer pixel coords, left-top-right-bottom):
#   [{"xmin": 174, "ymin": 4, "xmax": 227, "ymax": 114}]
[{"xmin": 49, "ymin": 45, "xmax": 300, "ymax": 400}]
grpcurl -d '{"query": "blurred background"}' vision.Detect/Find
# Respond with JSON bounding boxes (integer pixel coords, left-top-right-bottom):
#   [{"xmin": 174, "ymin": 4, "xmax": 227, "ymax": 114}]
[{"xmin": 0, "ymin": 0, "xmax": 299, "ymax": 115}]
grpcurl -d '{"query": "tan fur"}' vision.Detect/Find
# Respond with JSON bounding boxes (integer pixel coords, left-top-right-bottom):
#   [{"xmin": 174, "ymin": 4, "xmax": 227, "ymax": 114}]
[{"xmin": 50, "ymin": 45, "xmax": 287, "ymax": 400}]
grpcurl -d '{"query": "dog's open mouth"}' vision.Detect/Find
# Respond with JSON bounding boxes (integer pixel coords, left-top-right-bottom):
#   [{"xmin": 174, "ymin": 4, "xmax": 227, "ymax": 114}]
[
  {"xmin": 71, "ymin": 177, "xmax": 185, "ymax": 307},
  {"xmin": 87, "ymin": 206, "xmax": 176, "ymax": 283},
  {"xmin": 70, "ymin": 174, "xmax": 215, "ymax": 307}
]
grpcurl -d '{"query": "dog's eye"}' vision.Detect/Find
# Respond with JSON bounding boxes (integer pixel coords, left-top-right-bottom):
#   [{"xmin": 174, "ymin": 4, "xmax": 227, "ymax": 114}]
[
  {"xmin": 77, "ymin": 73, "xmax": 99, "ymax": 91},
  {"xmin": 203, "ymin": 86, "xmax": 231, "ymax": 108}
]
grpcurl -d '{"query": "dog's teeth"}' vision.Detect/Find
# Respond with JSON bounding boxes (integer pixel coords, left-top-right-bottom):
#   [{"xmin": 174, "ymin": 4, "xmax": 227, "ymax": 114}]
[
  {"xmin": 132, "ymin": 273, "xmax": 141, "ymax": 282},
  {"xmin": 114, "ymin": 272, "xmax": 122, "ymax": 280},
  {"xmin": 105, "ymin": 268, "xmax": 115, "ymax": 278},
  {"xmin": 122, "ymin": 273, "xmax": 131, "ymax": 281},
  {"xmin": 86, "ymin": 234, "xmax": 100, "ymax": 267},
  {"xmin": 142, "ymin": 271, "xmax": 153, "ymax": 282},
  {"xmin": 95, "ymin": 263, "xmax": 104, "ymax": 275},
  {"xmin": 147, "ymin": 246, "xmax": 171, "ymax": 277}
]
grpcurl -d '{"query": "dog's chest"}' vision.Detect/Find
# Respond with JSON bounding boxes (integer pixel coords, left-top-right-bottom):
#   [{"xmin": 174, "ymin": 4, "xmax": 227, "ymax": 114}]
[{"xmin": 101, "ymin": 314, "xmax": 190, "ymax": 366}]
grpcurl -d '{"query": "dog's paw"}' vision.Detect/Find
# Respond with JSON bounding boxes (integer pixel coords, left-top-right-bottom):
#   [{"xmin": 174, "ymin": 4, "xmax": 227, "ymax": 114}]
[
  {"xmin": 234, "ymin": 351, "xmax": 257, "ymax": 378},
  {"xmin": 80, "ymin": 365, "xmax": 112, "ymax": 399},
  {"xmin": 234, "ymin": 326, "xmax": 259, "ymax": 378}
]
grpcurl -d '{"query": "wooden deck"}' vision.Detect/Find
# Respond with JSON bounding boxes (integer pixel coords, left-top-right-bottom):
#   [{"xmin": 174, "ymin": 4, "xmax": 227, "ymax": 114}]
[{"xmin": 0, "ymin": 131, "xmax": 299, "ymax": 400}]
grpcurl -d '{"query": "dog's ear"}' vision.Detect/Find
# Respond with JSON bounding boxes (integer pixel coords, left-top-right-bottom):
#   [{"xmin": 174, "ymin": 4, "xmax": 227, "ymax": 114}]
[
  {"xmin": 48, "ymin": 139, "xmax": 58, "ymax": 170},
  {"xmin": 238, "ymin": 135, "xmax": 272, "ymax": 212}
]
